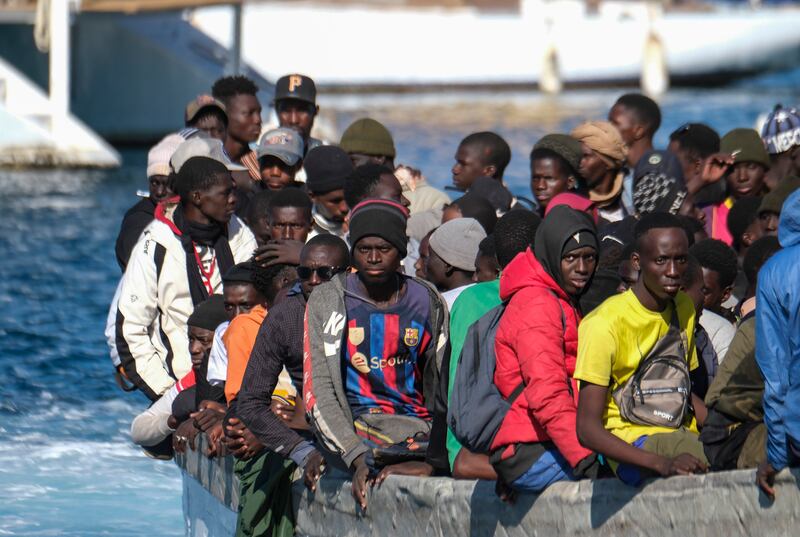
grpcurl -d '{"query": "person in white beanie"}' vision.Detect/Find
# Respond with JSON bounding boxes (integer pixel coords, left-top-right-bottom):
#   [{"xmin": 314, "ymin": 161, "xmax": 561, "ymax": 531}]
[{"xmin": 425, "ymin": 217, "xmax": 487, "ymax": 310}]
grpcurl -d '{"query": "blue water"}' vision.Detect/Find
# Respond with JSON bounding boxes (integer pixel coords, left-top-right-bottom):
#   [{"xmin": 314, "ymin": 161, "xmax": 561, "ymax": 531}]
[{"xmin": 1, "ymin": 70, "xmax": 799, "ymax": 535}]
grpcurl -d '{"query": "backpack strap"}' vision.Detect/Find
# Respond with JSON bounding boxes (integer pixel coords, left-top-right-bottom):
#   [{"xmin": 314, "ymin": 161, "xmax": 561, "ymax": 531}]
[{"xmin": 507, "ymin": 382, "xmax": 525, "ymax": 405}]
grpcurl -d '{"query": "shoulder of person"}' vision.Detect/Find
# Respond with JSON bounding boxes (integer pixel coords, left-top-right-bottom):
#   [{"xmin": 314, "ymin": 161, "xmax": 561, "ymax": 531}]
[{"xmin": 674, "ymin": 291, "xmax": 697, "ymax": 327}]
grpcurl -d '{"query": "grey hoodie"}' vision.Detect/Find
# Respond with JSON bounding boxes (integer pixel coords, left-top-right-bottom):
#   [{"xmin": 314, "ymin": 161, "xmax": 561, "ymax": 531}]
[{"xmin": 302, "ymin": 272, "xmax": 449, "ymax": 468}]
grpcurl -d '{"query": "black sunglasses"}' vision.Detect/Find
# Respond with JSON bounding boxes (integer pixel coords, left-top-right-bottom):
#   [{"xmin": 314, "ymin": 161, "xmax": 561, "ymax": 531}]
[{"xmin": 297, "ymin": 265, "xmax": 345, "ymax": 281}]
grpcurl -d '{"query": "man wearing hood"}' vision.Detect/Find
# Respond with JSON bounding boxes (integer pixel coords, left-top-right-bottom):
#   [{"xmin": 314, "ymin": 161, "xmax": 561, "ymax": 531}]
[
  {"xmin": 491, "ymin": 206, "xmax": 600, "ymax": 492},
  {"xmin": 755, "ymin": 189, "xmax": 800, "ymax": 499}
]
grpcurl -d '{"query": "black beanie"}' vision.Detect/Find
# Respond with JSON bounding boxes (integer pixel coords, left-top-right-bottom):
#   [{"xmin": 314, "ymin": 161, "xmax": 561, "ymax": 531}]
[
  {"xmin": 187, "ymin": 294, "xmax": 227, "ymax": 331},
  {"xmin": 222, "ymin": 261, "xmax": 256, "ymax": 284},
  {"xmin": 348, "ymin": 199, "xmax": 409, "ymax": 258},
  {"xmin": 304, "ymin": 145, "xmax": 354, "ymax": 194},
  {"xmin": 727, "ymin": 196, "xmax": 763, "ymax": 245}
]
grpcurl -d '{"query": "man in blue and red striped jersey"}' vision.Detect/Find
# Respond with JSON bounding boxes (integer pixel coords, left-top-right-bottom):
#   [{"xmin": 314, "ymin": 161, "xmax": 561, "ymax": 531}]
[{"xmin": 303, "ymin": 199, "xmax": 449, "ymax": 509}]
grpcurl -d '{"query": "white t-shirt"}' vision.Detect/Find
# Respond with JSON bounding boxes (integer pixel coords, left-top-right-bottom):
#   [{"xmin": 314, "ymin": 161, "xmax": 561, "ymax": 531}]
[
  {"xmin": 206, "ymin": 321, "xmax": 230, "ymax": 386},
  {"xmin": 441, "ymin": 283, "xmax": 476, "ymax": 312}
]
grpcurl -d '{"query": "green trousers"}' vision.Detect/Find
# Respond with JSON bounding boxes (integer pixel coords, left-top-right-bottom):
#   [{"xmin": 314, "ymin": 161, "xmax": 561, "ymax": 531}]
[{"xmin": 234, "ymin": 450, "xmax": 296, "ymax": 537}]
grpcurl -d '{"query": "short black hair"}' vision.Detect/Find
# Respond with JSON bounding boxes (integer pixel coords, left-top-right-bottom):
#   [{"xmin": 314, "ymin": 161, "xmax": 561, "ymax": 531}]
[
  {"xmin": 743, "ymin": 236, "xmax": 781, "ymax": 287},
  {"xmin": 633, "ymin": 212, "xmax": 686, "ymax": 253},
  {"xmin": 615, "ymin": 93, "xmax": 662, "ymax": 137},
  {"xmin": 252, "ymin": 263, "xmax": 295, "ymax": 304},
  {"xmin": 529, "ymin": 147, "xmax": 577, "ymax": 178},
  {"xmin": 677, "ymin": 215, "xmax": 705, "ymax": 247},
  {"xmin": 669, "ymin": 123, "xmax": 720, "ymax": 162},
  {"xmin": 493, "ymin": 209, "xmax": 542, "ymax": 268},
  {"xmin": 728, "ymin": 197, "xmax": 763, "ymax": 251},
  {"xmin": 246, "ymin": 189, "xmax": 275, "ymax": 226},
  {"xmin": 460, "ymin": 131, "xmax": 511, "ymax": 179},
  {"xmin": 452, "ymin": 193, "xmax": 497, "ymax": 234},
  {"xmin": 478, "ymin": 235, "xmax": 496, "ymax": 258},
  {"xmin": 268, "ymin": 187, "xmax": 312, "ymax": 220},
  {"xmin": 186, "ymin": 107, "xmax": 228, "ymax": 129},
  {"xmin": 212, "ymin": 76, "xmax": 259, "ymax": 106},
  {"xmin": 174, "ymin": 156, "xmax": 229, "ymax": 203},
  {"xmin": 344, "ymin": 164, "xmax": 394, "ymax": 209},
  {"xmin": 682, "ymin": 253, "xmax": 703, "ymax": 287},
  {"xmin": 302, "ymin": 234, "xmax": 351, "ymax": 266},
  {"xmin": 690, "ymin": 238, "xmax": 739, "ymax": 288}
]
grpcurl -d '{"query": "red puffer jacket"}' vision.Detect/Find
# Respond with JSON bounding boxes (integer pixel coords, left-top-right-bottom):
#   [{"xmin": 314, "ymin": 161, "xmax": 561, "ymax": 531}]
[{"xmin": 491, "ymin": 248, "xmax": 592, "ymax": 468}]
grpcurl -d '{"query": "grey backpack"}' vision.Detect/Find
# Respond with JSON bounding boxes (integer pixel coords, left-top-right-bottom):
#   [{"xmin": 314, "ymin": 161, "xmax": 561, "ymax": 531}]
[{"xmin": 612, "ymin": 303, "xmax": 692, "ymax": 429}]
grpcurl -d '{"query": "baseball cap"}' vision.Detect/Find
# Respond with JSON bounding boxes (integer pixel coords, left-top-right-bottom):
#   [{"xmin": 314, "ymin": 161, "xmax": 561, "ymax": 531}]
[
  {"xmin": 761, "ymin": 104, "xmax": 800, "ymax": 155},
  {"xmin": 185, "ymin": 95, "xmax": 227, "ymax": 124},
  {"xmin": 256, "ymin": 127, "xmax": 304, "ymax": 166},
  {"xmin": 273, "ymin": 74, "xmax": 316, "ymax": 105},
  {"xmin": 170, "ymin": 136, "xmax": 247, "ymax": 173}
]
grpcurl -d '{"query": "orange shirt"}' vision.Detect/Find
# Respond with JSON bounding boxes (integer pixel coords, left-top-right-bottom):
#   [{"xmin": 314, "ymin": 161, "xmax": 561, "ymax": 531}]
[{"xmin": 223, "ymin": 304, "xmax": 267, "ymax": 404}]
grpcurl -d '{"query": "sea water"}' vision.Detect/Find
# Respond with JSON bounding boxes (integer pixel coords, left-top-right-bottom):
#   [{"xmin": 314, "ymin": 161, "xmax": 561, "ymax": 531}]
[{"xmin": 1, "ymin": 71, "xmax": 799, "ymax": 535}]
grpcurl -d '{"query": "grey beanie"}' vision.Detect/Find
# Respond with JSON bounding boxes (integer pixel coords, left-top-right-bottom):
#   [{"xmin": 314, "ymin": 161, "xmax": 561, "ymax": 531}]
[{"xmin": 429, "ymin": 217, "xmax": 487, "ymax": 271}]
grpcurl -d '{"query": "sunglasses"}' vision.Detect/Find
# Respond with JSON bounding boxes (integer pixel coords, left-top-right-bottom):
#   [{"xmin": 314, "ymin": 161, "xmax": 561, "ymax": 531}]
[{"xmin": 297, "ymin": 265, "xmax": 345, "ymax": 281}]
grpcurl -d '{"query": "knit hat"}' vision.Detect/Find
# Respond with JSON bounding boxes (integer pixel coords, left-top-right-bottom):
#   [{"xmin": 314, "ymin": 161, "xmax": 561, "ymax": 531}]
[
  {"xmin": 533, "ymin": 133, "xmax": 583, "ymax": 175},
  {"xmin": 429, "ymin": 217, "xmax": 487, "ymax": 272},
  {"xmin": 185, "ymin": 95, "xmax": 227, "ymax": 124},
  {"xmin": 727, "ymin": 196, "xmax": 763, "ymax": 244},
  {"xmin": 720, "ymin": 128, "xmax": 770, "ymax": 168},
  {"xmin": 571, "ymin": 121, "xmax": 628, "ymax": 168},
  {"xmin": 147, "ymin": 133, "xmax": 185, "ymax": 177},
  {"xmin": 304, "ymin": 146, "xmax": 354, "ymax": 193},
  {"xmin": 171, "ymin": 136, "xmax": 247, "ymax": 173},
  {"xmin": 273, "ymin": 74, "xmax": 316, "ymax": 105},
  {"xmin": 257, "ymin": 127, "xmax": 304, "ymax": 166},
  {"xmin": 340, "ymin": 118, "xmax": 396, "ymax": 158},
  {"xmin": 633, "ymin": 150, "xmax": 688, "ymax": 215},
  {"xmin": 759, "ymin": 176, "xmax": 800, "ymax": 215},
  {"xmin": 348, "ymin": 199, "xmax": 409, "ymax": 258},
  {"xmin": 187, "ymin": 294, "xmax": 227, "ymax": 331},
  {"xmin": 222, "ymin": 261, "xmax": 257, "ymax": 284},
  {"xmin": 760, "ymin": 104, "xmax": 800, "ymax": 155}
]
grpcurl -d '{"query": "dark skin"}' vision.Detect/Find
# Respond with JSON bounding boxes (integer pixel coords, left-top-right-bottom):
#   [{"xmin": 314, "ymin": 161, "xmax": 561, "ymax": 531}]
[
  {"xmin": 414, "ymin": 233, "xmax": 432, "ymax": 280},
  {"xmin": 765, "ymin": 147, "xmax": 800, "ymax": 191},
  {"xmin": 474, "ymin": 253, "xmax": 500, "ymax": 283},
  {"xmin": 192, "ymin": 113, "xmax": 227, "ymax": 142},
  {"xmin": 425, "ymin": 247, "xmax": 474, "ymax": 293},
  {"xmin": 224, "ymin": 94, "xmax": 262, "ymax": 161},
  {"xmin": 667, "ymin": 140, "xmax": 736, "ymax": 195},
  {"xmin": 576, "ymin": 227, "xmax": 708, "ymax": 478},
  {"xmin": 276, "ymin": 99, "xmax": 318, "ymax": 142},
  {"xmin": 452, "ymin": 448, "xmax": 497, "ymax": 480},
  {"xmin": 259, "ymin": 156, "xmax": 300, "ymax": 190},
  {"xmin": 617, "ymin": 259, "xmax": 639, "ymax": 293},
  {"xmin": 172, "ymin": 325, "xmax": 216, "ymax": 454},
  {"xmin": 608, "ymin": 104, "xmax": 653, "ymax": 168},
  {"xmin": 560, "ymin": 246, "xmax": 597, "ymax": 297},
  {"xmin": 698, "ymin": 268, "xmax": 732, "ymax": 315},
  {"xmin": 223, "ymin": 283, "xmax": 266, "ymax": 319},
  {"xmin": 373, "ymin": 172, "xmax": 411, "ymax": 209},
  {"xmin": 579, "ymin": 143, "xmax": 618, "ymax": 194},
  {"xmin": 310, "ymin": 189, "xmax": 348, "ymax": 225},
  {"xmin": 441, "ymin": 203, "xmax": 462, "ymax": 224},
  {"xmin": 148, "ymin": 174, "xmax": 173, "ymax": 203},
  {"xmin": 726, "ymin": 162, "xmax": 768, "ymax": 200},
  {"xmin": 250, "ymin": 216, "xmax": 272, "ymax": 247},
  {"xmin": 182, "ymin": 174, "xmax": 237, "ymax": 225},
  {"xmin": 736, "ymin": 218, "xmax": 765, "ymax": 258},
  {"xmin": 452, "ymin": 143, "xmax": 496, "ymax": 191},
  {"xmin": 348, "ymin": 153, "xmax": 394, "ymax": 169},
  {"xmin": 253, "ymin": 206, "xmax": 312, "ymax": 267},
  {"xmin": 530, "ymin": 157, "xmax": 576, "ymax": 211},
  {"xmin": 759, "ymin": 211, "xmax": 779, "ymax": 237}
]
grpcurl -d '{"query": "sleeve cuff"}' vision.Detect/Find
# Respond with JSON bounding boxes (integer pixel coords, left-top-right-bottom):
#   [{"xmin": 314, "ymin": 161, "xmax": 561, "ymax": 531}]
[{"xmin": 288, "ymin": 441, "xmax": 316, "ymax": 467}]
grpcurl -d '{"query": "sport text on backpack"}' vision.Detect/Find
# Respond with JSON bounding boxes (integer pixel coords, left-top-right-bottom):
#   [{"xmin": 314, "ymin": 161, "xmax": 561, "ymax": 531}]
[{"xmin": 612, "ymin": 301, "xmax": 692, "ymax": 429}]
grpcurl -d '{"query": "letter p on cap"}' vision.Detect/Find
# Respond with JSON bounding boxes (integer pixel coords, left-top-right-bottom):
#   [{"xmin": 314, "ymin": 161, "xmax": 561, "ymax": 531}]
[{"xmin": 289, "ymin": 75, "xmax": 302, "ymax": 92}]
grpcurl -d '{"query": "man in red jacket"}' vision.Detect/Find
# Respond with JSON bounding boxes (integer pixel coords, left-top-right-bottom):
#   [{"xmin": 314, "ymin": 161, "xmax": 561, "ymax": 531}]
[{"xmin": 491, "ymin": 206, "xmax": 600, "ymax": 491}]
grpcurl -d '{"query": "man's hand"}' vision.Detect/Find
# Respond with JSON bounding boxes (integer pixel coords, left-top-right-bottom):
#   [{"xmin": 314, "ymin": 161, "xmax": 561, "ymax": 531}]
[
  {"xmin": 205, "ymin": 422, "xmax": 225, "ymax": 458},
  {"xmin": 303, "ymin": 450, "xmax": 326, "ymax": 492},
  {"xmin": 372, "ymin": 461, "xmax": 433, "ymax": 487},
  {"xmin": 656, "ymin": 453, "xmax": 708, "ymax": 477},
  {"xmin": 224, "ymin": 418, "xmax": 264, "ymax": 460},
  {"xmin": 271, "ymin": 398, "xmax": 309, "ymax": 430},
  {"xmin": 757, "ymin": 461, "xmax": 778, "ymax": 500},
  {"xmin": 351, "ymin": 454, "xmax": 370, "ymax": 511},
  {"xmin": 253, "ymin": 240, "xmax": 303, "ymax": 267},
  {"xmin": 700, "ymin": 152, "xmax": 734, "ymax": 186},
  {"xmin": 173, "ymin": 419, "xmax": 199, "ymax": 454},
  {"xmin": 191, "ymin": 401, "xmax": 226, "ymax": 432}
]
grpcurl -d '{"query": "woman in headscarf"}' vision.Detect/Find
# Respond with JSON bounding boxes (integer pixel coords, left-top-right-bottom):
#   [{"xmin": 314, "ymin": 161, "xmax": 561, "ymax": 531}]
[{"xmin": 490, "ymin": 206, "xmax": 601, "ymax": 493}]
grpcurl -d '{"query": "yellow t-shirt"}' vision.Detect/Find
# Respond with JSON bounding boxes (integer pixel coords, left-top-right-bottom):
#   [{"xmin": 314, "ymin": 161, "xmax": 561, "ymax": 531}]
[{"xmin": 573, "ymin": 289, "xmax": 699, "ymax": 444}]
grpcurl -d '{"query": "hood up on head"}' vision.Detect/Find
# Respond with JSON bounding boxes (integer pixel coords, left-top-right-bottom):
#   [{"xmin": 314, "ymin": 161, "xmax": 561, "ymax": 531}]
[
  {"xmin": 534, "ymin": 205, "xmax": 598, "ymax": 294},
  {"xmin": 778, "ymin": 189, "xmax": 800, "ymax": 248}
]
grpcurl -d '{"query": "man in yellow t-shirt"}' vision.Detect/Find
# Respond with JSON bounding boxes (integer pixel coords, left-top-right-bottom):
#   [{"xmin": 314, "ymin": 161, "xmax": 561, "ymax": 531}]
[{"xmin": 575, "ymin": 213, "xmax": 709, "ymax": 486}]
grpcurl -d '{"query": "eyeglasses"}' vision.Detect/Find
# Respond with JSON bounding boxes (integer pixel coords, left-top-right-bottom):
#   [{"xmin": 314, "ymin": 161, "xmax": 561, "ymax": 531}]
[{"xmin": 297, "ymin": 265, "xmax": 345, "ymax": 281}]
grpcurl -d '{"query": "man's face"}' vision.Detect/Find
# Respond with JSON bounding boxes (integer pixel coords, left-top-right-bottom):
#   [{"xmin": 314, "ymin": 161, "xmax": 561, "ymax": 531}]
[
  {"xmin": 633, "ymin": 227, "xmax": 689, "ymax": 302},
  {"xmin": 699, "ymin": 267, "xmax": 730, "ymax": 311},
  {"xmin": 188, "ymin": 326, "xmax": 215, "ymax": 371},
  {"xmin": 617, "ymin": 258, "xmax": 639, "ymax": 293},
  {"xmin": 475, "ymin": 253, "xmax": 500, "ymax": 283},
  {"xmin": 452, "ymin": 143, "xmax": 489, "ymax": 191},
  {"xmin": 608, "ymin": 104, "xmax": 638, "ymax": 147},
  {"xmin": 259, "ymin": 156, "xmax": 298, "ymax": 190},
  {"xmin": 269, "ymin": 206, "xmax": 311, "ymax": 242},
  {"xmin": 276, "ymin": 99, "xmax": 316, "ymax": 140},
  {"xmin": 414, "ymin": 234, "xmax": 431, "ymax": 280},
  {"xmin": 194, "ymin": 114, "xmax": 227, "ymax": 142},
  {"xmin": 250, "ymin": 215, "xmax": 272, "ymax": 247},
  {"xmin": 311, "ymin": 189, "xmax": 348, "ymax": 224},
  {"xmin": 349, "ymin": 153, "xmax": 387, "ymax": 168},
  {"xmin": 148, "ymin": 174, "xmax": 173, "ymax": 203},
  {"xmin": 299, "ymin": 244, "xmax": 348, "ymax": 297},
  {"xmin": 560, "ymin": 246, "xmax": 597, "ymax": 296},
  {"xmin": 194, "ymin": 175, "xmax": 236, "ymax": 224},
  {"xmin": 227, "ymin": 94, "xmax": 262, "ymax": 144},
  {"xmin": 423, "ymin": 247, "xmax": 449, "ymax": 291},
  {"xmin": 759, "ymin": 211, "xmax": 779, "ymax": 237},
  {"xmin": 726, "ymin": 162, "xmax": 767, "ymax": 199},
  {"xmin": 530, "ymin": 157, "xmax": 571, "ymax": 209},
  {"xmin": 372, "ymin": 173, "xmax": 411, "ymax": 208},
  {"xmin": 579, "ymin": 143, "xmax": 610, "ymax": 188},
  {"xmin": 223, "ymin": 283, "xmax": 265, "ymax": 319},
  {"xmin": 353, "ymin": 236, "xmax": 401, "ymax": 287},
  {"xmin": 682, "ymin": 271, "xmax": 705, "ymax": 316}
]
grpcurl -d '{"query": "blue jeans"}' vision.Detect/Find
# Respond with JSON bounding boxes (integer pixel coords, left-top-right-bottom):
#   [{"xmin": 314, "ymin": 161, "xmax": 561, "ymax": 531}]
[{"xmin": 510, "ymin": 447, "xmax": 577, "ymax": 493}]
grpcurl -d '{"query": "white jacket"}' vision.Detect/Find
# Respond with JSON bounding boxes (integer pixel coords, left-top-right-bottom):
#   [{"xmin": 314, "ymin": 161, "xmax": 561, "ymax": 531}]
[{"xmin": 116, "ymin": 202, "xmax": 256, "ymax": 399}]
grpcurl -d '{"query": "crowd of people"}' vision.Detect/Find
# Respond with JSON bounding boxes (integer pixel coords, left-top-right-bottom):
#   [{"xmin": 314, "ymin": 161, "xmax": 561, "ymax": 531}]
[{"xmin": 107, "ymin": 73, "xmax": 800, "ymax": 536}]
